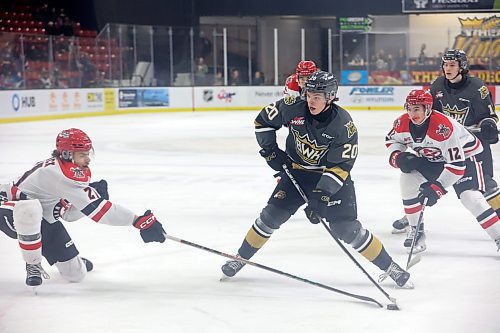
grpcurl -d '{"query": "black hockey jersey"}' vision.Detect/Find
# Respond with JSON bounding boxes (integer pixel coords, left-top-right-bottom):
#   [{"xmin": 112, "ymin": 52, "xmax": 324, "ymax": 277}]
[
  {"xmin": 255, "ymin": 96, "xmax": 358, "ymax": 195},
  {"xmin": 430, "ymin": 75, "xmax": 497, "ymax": 128}
]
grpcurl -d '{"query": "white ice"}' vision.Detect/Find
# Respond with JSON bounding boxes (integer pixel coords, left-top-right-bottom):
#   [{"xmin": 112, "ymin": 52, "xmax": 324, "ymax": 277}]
[{"xmin": 1, "ymin": 110, "xmax": 499, "ymax": 333}]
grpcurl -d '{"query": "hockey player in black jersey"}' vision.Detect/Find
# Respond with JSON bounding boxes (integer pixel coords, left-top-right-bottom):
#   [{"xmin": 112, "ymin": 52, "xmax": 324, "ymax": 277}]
[
  {"xmin": 392, "ymin": 49, "xmax": 500, "ymax": 233},
  {"xmin": 221, "ymin": 71, "xmax": 411, "ymax": 287}
]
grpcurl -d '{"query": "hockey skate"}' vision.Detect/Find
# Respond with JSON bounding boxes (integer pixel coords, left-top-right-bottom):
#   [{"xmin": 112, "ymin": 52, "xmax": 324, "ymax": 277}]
[
  {"xmin": 378, "ymin": 262, "xmax": 413, "ymax": 289},
  {"xmin": 392, "ymin": 216, "xmax": 409, "ymax": 234},
  {"xmin": 220, "ymin": 256, "xmax": 246, "ymax": 281},
  {"xmin": 404, "ymin": 224, "xmax": 426, "ymax": 254},
  {"xmin": 26, "ymin": 263, "xmax": 50, "ymax": 287}
]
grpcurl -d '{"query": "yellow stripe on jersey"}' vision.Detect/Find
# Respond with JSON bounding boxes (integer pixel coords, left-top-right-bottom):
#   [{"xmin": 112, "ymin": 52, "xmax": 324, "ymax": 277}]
[
  {"xmin": 244, "ymin": 226, "xmax": 270, "ymax": 249},
  {"xmin": 324, "ymin": 166, "xmax": 349, "ymax": 181},
  {"xmin": 360, "ymin": 236, "xmax": 383, "ymax": 262}
]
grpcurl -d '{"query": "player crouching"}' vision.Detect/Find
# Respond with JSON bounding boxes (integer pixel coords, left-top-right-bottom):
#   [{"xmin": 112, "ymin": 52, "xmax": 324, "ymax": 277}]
[{"xmin": 386, "ymin": 89, "xmax": 500, "ymax": 254}]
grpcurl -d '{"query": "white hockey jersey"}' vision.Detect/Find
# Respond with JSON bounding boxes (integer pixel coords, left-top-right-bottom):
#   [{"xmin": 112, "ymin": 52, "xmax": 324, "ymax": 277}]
[
  {"xmin": 283, "ymin": 74, "xmax": 301, "ymax": 97},
  {"xmin": 0, "ymin": 157, "xmax": 135, "ymax": 226},
  {"xmin": 385, "ymin": 111, "xmax": 483, "ymax": 188}
]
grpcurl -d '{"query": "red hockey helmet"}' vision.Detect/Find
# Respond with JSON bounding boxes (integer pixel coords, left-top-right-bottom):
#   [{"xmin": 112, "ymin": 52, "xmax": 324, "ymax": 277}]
[
  {"xmin": 405, "ymin": 89, "xmax": 432, "ymax": 109},
  {"xmin": 296, "ymin": 60, "xmax": 317, "ymax": 77},
  {"xmin": 56, "ymin": 128, "xmax": 93, "ymax": 160},
  {"xmin": 405, "ymin": 89, "xmax": 433, "ymax": 123}
]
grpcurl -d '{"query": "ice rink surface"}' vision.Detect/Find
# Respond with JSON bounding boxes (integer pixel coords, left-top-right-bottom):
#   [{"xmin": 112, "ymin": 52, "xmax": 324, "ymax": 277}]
[{"xmin": 1, "ymin": 110, "xmax": 499, "ymax": 333}]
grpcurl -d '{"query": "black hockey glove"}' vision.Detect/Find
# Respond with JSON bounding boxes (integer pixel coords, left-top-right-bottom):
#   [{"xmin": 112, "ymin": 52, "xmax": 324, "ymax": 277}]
[
  {"xmin": 479, "ymin": 118, "xmax": 499, "ymax": 144},
  {"xmin": 389, "ymin": 151, "xmax": 419, "ymax": 173},
  {"xmin": 418, "ymin": 181, "xmax": 447, "ymax": 207},
  {"xmin": 133, "ymin": 210, "xmax": 166, "ymax": 243},
  {"xmin": 304, "ymin": 189, "xmax": 329, "ymax": 224},
  {"xmin": 259, "ymin": 146, "xmax": 290, "ymax": 172},
  {"xmin": 89, "ymin": 179, "xmax": 109, "ymax": 200}
]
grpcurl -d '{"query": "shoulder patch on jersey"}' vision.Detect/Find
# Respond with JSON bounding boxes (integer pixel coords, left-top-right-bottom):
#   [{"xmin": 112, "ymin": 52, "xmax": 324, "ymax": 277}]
[
  {"xmin": 478, "ymin": 85, "xmax": 489, "ymax": 99},
  {"xmin": 57, "ymin": 159, "xmax": 91, "ymax": 182},
  {"xmin": 435, "ymin": 123, "xmax": 451, "ymax": 139},
  {"xmin": 428, "ymin": 112, "xmax": 454, "ymax": 142},
  {"xmin": 344, "ymin": 120, "xmax": 357, "ymax": 138},
  {"xmin": 393, "ymin": 114, "xmax": 410, "ymax": 133},
  {"xmin": 283, "ymin": 95, "xmax": 297, "ymax": 105}
]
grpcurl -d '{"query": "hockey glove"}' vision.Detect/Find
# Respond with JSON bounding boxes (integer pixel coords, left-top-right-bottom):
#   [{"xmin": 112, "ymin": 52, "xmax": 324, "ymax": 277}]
[
  {"xmin": 479, "ymin": 118, "xmax": 499, "ymax": 144},
  {"xmin": 304, "ymin": 189, "xmax": 329, "ymax": 224},
  {"xmin": 259, "ymin": 146, "xmax": 290, "ymax": 172},
  {"xmin": 89, "ymin": 179, "xmax": 109, "ymax": 200},
  {"xmin": 418, "ymin": 181, "xmax": 447, "ymax": 207},
  {"xmin": 133, "ymin": 210, "xmax": 166, "ymax": 243},
  {"xmin": 389, "ymin": 151, "xmax": 420, "ymax": 173}
]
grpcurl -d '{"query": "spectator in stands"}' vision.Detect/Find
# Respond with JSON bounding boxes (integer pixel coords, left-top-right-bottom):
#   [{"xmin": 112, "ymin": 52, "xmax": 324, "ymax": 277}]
[
  {"xmin": 76, "ymin": 53, "xmax": 97, "ymax": 87},
  {"xmin": 229, "ymin": 68, "xmax": 242, "ymax": 86},
  {"xmin": 387, "ymin": 54, "xmax": 396, "ymax": 71},
  {"xmin": 375, "ymin": 55, "xmax": 388, "ymax": 70},
  {"xmin": 253, "ymin": 71, "xmax": 265, "ymax": 85},
  {"xmin": 213, "ymin": 71, "xmax": 223, "ymax": 86},
  {"xmin": 194, "ymin": 57, "xmax": 208, "ymax": 85},
  {"xmin": 349, "ymin": 54, "xmax": 364, "ymax": 66},
  {"xmin": 417, "ymin": 43, "xmax": 427, "ymax": 66},
  {"xmin": 395, "ymin": 48, "xmax": 407, "ymax": 70},
  {"xmin": 39, "ymin": 68, "xmax": 52, "ymax": 88}
]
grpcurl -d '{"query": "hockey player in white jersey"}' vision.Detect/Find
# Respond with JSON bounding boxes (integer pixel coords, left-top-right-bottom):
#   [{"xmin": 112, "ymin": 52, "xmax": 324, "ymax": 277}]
[
  {"xmin": 386, "ymin": 89, "xmax": 500, "ymax": 253},
  {"xmin": 283, "ymin": 60, "xmax": 317, "ymax": 97},
  {"xmin": 0, "ymin": 128, "xmax": 166, "ymax": 287}
]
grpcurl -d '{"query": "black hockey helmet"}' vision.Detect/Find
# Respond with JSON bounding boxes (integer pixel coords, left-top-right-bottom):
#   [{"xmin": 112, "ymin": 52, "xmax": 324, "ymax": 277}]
[
  {"xmin": 441, "ymin": 49, "xmax": 469, "ymax": 75},
  {"xmin": 303, "ymin": 71, "xmax": 338, "ymax": 101}
]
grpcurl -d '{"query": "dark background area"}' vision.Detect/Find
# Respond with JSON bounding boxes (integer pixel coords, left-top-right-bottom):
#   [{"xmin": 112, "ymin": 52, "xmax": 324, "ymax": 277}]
[{"xmin": 4, "ymin": 0, "xmax": 403, "ymax": 30}]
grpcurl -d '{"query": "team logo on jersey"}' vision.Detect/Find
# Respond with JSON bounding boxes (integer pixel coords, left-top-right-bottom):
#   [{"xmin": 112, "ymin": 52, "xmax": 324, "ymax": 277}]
[
  {"xmin": 284, "ymin": 95, "xmax": 296, "ymax": 105},
  {"xmin": 290, "ymin": 116, "xmax": 305, "ymax": 126},
  {"xmin": 344, "ymin": 121, "xmax": 357, "ymax": 138},
  {"xmin": 435, "ymin": 90, "xmax": 443, "ymax": 99},
  {"xmin": 436, "ymin": 123, "xmax": 451, "ymax": 139},
  {"xmin": 273, "ymin": 190, "xmax": 286, "ymax": 199},
  {"xmin": 442, "ymin": 104, "xmax": 469, "ymax": 124},
  {"xmin": 291, "ymin": 128, "xmax": 329, "ymax": 165},
  {"xmin": 414, "ymin": 146, "xmax": 443, "ymax": 162},
  {"xmin": 70, "ymin": 167, "xmax": 86, "ymax": 179},
  {"xmin": 478, "ymin": 86, "xmax": 489, "ymax": 100}
]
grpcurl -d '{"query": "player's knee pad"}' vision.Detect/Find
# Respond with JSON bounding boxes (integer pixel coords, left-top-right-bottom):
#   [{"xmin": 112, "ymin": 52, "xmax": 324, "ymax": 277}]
[
  {"xmin": 55, "ymin": 256, "xmax": 87, "ymax": 283},
  {"xmin": 329, "ymin": 219, "xmax": 362, "ymax": 244},
  {"xmin": 259, "ymin": 204, "xmax": 292, "ymax": 230},
  {"xmin": 13, "ymin": 200, "xmax": 43, "ymax": 235},
  {"xmin": 400, "ymin": 172, "xmax": 426, "ymax": 199},
  {"xmin": 459, "ymin": 190, "xmax": 491, "ymax": 216}
]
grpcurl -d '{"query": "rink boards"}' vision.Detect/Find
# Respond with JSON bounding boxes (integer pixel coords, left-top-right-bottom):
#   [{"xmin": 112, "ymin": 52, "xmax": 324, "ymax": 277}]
[{"xmin": 0, "ymin": 85, "xmax": 498, "ymax": 123}]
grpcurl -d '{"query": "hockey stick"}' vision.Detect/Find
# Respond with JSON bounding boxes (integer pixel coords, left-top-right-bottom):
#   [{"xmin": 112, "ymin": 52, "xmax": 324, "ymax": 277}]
[
  {"xmin": 282, "ymin": 165, "xmax": 398, "ymax": 306},
  {"xmin": 164, "ymin": 234, "xmax": 382, "ymax": 308},
  {"xmin": 405, "ymin": 198, "xmax": 427, "ymax": 270}
]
